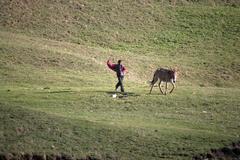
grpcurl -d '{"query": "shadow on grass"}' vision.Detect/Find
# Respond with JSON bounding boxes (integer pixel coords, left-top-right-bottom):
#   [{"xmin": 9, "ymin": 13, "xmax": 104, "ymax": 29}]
[
  {"xmin": 48, "ymin": 90, "xmax": 76, "ymax": 94},
  {"xmin": 38, "ymin": 89, "xmax": 142, "ymax": 97},
  {"xmin": 96, "ymin": 90, "xmax": 141, "ymax": 98},
  {"xmin": 37, "ymin": 90, "xmax": 76, "ymax": 94},
  {"xmin": 147, "ymin": 92, "xmax": 166, "ymax": 96}
]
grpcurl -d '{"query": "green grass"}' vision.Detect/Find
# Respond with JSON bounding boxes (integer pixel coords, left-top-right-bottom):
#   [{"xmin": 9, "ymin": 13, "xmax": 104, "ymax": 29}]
[
  {"xmin": 0, "ymin": 30, "xmax": 239, "ymax": 159},
  {"xmin": 1, "ymin": 85, "xmax": 240, "ymax": 159},
  {"xmin": 0, "ymin": 0, "xmax": 240, "ymax": 159}
]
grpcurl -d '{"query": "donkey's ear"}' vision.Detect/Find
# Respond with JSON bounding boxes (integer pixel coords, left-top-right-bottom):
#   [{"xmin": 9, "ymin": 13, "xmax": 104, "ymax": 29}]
[{"xmin": 173, "ymin": 66, "xmax": 179, "ymax": 72}]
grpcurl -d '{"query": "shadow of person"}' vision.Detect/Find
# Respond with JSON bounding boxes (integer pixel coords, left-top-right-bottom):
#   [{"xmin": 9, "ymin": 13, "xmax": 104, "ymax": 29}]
[{"xmin": 96, "ymin": 90, "xmax": 140, "ymax": 97}]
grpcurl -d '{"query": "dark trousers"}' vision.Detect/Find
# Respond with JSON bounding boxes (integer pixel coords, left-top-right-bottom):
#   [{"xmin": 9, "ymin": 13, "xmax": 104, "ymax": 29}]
[{"xmin": 116, "ymin": 76, "xmax": 124, "ymax": 92}]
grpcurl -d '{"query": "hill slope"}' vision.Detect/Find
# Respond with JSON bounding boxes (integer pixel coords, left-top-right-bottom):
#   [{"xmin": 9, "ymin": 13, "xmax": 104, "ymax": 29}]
[
  {"xmin": 1, "ymin": 0, "xmax": 239, "ymax": 86},
  {"xmin": 0, "ymin": 1, "xmax": 240, "ymax": 159}
]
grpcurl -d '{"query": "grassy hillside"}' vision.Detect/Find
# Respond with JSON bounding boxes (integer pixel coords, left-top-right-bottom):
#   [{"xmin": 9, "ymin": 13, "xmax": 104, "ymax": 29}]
[
  {"xmin": 1, "ymin": 0, "xmax": 239, "ymax": 86},
  {"xmin": 0, "ymin": 0, "xmax": 240, "ymax": 159}
]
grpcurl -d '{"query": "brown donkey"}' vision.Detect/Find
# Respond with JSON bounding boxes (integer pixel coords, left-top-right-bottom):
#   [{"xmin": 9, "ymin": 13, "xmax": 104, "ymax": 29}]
[{"xmin": 149, "ymin": 68, "xmax": 177, "ymax": 95}]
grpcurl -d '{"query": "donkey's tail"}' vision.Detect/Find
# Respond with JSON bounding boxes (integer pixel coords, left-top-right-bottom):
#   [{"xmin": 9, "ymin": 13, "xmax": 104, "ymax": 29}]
[{"xmin": 150, "ymin": 69, "xmax": 158, "ymax": 85}]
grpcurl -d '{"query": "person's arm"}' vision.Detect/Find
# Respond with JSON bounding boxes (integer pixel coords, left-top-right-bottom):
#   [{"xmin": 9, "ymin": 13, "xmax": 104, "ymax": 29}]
[
  {"xmin": 107, "ymin": 59, "xmax": 116, "ymax": 71},
  {"xmin": 122, "ymin": 65, "xmax": 128, "ymax": 74}
]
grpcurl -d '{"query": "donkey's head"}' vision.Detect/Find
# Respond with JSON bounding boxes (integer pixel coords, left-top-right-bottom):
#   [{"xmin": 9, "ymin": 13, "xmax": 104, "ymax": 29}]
[{"xmin": 170, "ymin": 69, "xmax": 177, "ymax": 83}]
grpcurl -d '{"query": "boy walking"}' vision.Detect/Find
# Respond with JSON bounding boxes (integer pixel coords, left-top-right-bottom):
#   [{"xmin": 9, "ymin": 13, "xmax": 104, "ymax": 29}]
[{"xmin": 107, "ymin": 59, "xmax": 127, "ymax": 92}]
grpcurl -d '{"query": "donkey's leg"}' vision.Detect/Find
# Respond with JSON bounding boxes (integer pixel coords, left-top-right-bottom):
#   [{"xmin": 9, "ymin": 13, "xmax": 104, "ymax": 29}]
[
  {"xmin": 169, "ymin": 82, "xmax": 175, "ymax": 93},
  {"xmin": 149, "ymin": 84, "xmax": 154, "ymax": 94},
  {"xmin": 158, "ymin": 81, "xmax": 164, "ymax": 94},
  {"xmin": 149, "ymin": 76, "xmax": 158, "ymax": 94},
  {"xmin": 164, "ymin": 82, "xmax": 168, "ymax": 95}
]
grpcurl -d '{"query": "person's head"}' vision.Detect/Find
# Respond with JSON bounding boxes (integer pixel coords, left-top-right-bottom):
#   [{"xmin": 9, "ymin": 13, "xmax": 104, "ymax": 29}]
[{"xmin": 118, "ymin": 60, "xmax": 122, "ymax": 64}]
